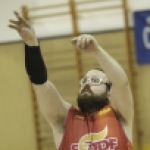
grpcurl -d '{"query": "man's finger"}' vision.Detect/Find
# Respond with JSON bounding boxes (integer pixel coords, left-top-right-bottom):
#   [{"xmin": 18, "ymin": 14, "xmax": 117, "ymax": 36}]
[
  {"xmin": 14, "ymin": 11, "xmax": 19, "ymax": 16},
  {"xmin": 14, "ymin": 11, "xmax": 20, "ymax": 18},
  {"xmin": 87, "ymin": 38, "xmax": 93, "ymax": 45},
  {"xmin": 9, "ymin": 19, "xmax": 19, "ymax": 25},
  {"xmin": 80, "ymin": 37, "xmax": 86, "ymax": 47},
  {"xmin": 14, "ymin": 11, "xmax": 23, "ymax": 21},
  {"xmin": 70, "ymin": 37, "xmax": 77, "ymax": 44},
  {"xmin": 13, "ymin": 11, "xmax": 30, "ymax": 27},
  {"xmin": 8, "ymin": 24, "xmax": 19, "ymax": 31}
]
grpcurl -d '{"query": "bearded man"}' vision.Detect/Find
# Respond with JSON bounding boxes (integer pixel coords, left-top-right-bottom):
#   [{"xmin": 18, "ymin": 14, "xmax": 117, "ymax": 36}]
[{"xmin": 9, "ymin": 11, "xmax": 133, "ymax": 150}]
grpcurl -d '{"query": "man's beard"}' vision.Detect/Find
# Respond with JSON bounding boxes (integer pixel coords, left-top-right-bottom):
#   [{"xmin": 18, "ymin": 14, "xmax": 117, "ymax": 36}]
[{"xmin": 77, "ymin": 86, "xmax": 109, "ymax": 114}]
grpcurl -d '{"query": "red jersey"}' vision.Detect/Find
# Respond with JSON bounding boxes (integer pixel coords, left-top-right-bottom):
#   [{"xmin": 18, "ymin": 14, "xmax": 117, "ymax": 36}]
[{"xmin": 59, "ymin": 104, "xmax": 132, "ymax": 150}]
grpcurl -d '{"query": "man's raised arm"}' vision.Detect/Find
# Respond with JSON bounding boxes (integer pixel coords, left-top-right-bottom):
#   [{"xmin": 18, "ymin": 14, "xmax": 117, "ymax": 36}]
[
  {"xmin": 8, "ymin": 11, "xmax": 71, "ymax": 128},
  {"xmin": 71, "ymin": 34, "xmax": 133, "ymax": 123}
]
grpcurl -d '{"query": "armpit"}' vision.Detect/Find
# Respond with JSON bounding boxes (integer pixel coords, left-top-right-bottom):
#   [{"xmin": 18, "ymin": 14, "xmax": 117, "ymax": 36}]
[
  {"xmin": 115, "ymin": 110, "xmax": 127, "ymax": 124},
  {"xmin": 52, "ymin": 115, "xmax": 66, "ymax": 133}
]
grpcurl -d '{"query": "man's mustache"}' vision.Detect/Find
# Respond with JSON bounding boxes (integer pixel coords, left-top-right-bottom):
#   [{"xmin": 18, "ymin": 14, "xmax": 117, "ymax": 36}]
[{"xmin": 81, "ymin": 85, "xmax": 93, "ymax": 94}]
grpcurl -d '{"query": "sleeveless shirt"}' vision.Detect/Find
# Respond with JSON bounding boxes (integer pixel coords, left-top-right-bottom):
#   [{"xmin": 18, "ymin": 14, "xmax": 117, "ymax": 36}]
[{"xmin": 59, "ymin": 104, "xmax": 132, "ymax": 150}]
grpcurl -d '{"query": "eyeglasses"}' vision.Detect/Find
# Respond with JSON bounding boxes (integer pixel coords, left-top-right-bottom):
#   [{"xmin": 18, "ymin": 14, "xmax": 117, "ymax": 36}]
[{"xmin": 80, "ymin": 76, "xmax": 106, "ymax": 86}]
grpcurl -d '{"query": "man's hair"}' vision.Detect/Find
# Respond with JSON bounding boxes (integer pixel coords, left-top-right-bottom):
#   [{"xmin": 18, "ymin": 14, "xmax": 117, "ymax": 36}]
[{"xmin": 92, "ymin": 68, "xmax": 112, "ymax": 91}]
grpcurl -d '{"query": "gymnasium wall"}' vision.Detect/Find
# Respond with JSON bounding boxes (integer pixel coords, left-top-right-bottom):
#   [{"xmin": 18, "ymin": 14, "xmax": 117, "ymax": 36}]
[
  {"xmin": 0, "ymin": 43, "xmax": 37, "ymax": 150},
  {"xmin": 0, "ymin": 30, "xmax": 149, "ymax": 150}
]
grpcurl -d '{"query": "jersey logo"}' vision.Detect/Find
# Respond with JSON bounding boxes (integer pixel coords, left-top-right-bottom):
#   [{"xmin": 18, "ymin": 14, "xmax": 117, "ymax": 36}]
[
  {"xmin": 75, "ymin": 115, "xmax": 84, "ymax": 119},
  {"xmin": 99, "ymin": 108, "xmax": 111, "ymax": 116},
  {"xmin": 71, "ymin": 126, "xmax": 118, "ymax": 150}
]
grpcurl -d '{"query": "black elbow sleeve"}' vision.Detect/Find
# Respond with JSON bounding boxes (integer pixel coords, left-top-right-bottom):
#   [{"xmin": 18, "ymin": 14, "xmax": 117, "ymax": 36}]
[{"xmin": 25, "ymin": 44, "xmax": 47, "ymax": 84}]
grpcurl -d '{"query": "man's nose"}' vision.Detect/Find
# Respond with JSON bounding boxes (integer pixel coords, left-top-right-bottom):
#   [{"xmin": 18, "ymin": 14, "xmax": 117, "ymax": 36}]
[
  {"xmin": 86, "ymin": 78, "xmax": 91, "ymax": 84},
  {"xmin": 84, "ymin": 84, "xmax": 91, "ymax": 89}
]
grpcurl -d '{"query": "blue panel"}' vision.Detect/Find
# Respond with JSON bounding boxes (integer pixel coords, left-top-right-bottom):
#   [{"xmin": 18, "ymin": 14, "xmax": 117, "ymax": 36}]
[{"xmin": 133, "ymin": 10, "xmax": 150, "ymax": 64}]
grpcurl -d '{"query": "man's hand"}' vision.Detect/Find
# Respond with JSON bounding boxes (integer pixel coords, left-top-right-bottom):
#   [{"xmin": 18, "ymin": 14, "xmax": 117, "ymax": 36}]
[
  {"xmin": 70, "ymin": 34, "xmax": 99, "ymax": 53},
  {"xmin": 8, "ymin": 11, "xmax": 38, "ymax": 46}
]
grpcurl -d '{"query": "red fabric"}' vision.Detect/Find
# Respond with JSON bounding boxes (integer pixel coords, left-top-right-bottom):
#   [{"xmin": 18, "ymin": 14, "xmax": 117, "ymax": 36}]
[{"xmin": 59, "ymin": 105, "xmax": 132, "ymax": 150}]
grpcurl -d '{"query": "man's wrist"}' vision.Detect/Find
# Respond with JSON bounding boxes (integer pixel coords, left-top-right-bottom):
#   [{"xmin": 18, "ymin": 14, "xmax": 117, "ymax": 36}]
[
  {"xmin": 91, "ymin": 46, "xmax": 101, "ymax": 55},
  {"xmin": 25, "ymin": 39, "xmax": 39, "ymax": 47}
]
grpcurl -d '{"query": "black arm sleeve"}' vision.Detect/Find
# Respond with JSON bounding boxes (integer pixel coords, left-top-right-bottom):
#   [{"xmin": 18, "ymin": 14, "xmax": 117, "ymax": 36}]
[{"xmin": 25, "ymin": 44, "xmax": 47, "ymax": 84}]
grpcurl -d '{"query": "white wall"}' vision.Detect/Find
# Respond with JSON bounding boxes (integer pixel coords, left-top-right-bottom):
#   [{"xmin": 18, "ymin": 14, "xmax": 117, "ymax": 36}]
[
  {"xmin": 0, "ymin": 0, "xmax": 150, "ymax": 43},
  {"xmin": 0, "ymin": 0, "xmax": 36, "ymax": 43}
]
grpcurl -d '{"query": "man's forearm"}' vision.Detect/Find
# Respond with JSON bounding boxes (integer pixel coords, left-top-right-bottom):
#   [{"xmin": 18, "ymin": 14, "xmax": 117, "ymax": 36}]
[
  {"xmin": 92, "ymin": 46, "xmax": 128, "ymax": 87},
  {"xmin": 25, "ymin": 44, "xmax": 47, "ymax": 84}
]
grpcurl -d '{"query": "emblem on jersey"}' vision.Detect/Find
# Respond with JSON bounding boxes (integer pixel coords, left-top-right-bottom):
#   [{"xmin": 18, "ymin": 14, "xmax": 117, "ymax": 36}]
[
  {"xmin": 99, "ymin": 108, "xmax": 111, "ymax": 116},
  {"xmin": 75, "ymin": 115, "xmax": 84, "ymax": 119},
  {"xmin": 71, "ymin": 126, "xmax": 118, "ymax": 150}
]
